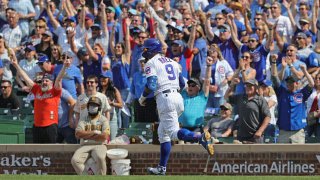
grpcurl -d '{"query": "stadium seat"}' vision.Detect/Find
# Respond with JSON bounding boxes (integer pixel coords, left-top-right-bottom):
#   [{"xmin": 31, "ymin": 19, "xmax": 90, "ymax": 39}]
[
  {"xmin": 0, "ymin": 120, "xmax": 25, "ymax": 144},
  {"xmin": 0, "ymin": 108, "xmax": 11, "ymax": 115}
]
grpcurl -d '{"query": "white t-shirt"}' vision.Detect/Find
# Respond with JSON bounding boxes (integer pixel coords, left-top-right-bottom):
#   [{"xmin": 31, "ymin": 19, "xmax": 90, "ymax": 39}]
[{"xmin": 263, "ymin": 94, "xmax": 278, "ymax": 125}]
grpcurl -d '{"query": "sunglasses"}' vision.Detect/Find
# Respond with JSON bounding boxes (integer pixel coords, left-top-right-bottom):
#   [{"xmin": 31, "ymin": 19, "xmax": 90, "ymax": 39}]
[
  {"xmin": 188, "ymin": 83, "xmax": 197, "ymax": 87},
  {"xmin": 241, "ymin": 55, "xmax": 250, "ymax": 59},
  {"xmin": 296, "ymin": 37, "xmax": 304, "ymax": 40},
  {"xmin": 256, "ymin": 28, "xmax": 263, "ymax": 31},
  {"xmin": 61, "ymin": 55, "xmax": 71, "ymax": 59},
  {"xmin": 36, "ymin": 25, "xmax": 45, "ymax": 29},
  {"xmin": 254, "ymin": 18, "xmax": 261, "ymax": 21},
  {"xmin": 36, "ymin": 80, "xmax": 42, "ymax": 84},
  {"xmin": 248, "ymin": 39, "xmax": 256, "ymax": 43},
  {"xmin": 286, "ymin": 49, "xmax": 294, "ymax": 52},
  {"xmin": 86, "ymin": 81, "xmax": 96, "ymax": 84},
  {"xmin": 220, "ymin": 108, "xmax": 229, "ymax": 111},
  {"xmin": 271, "ymin": 6, "xmax": 278, "ymax": 9},
  {"xmin": 183, "ymin": 18, "xmax": 191, "ymax": 21},
  {"xmin": 1, "ymin": 86, "xmax": 9, "ymax": 89},
  {"xmin": 219, "ymin": 29, "xmax": 227, "ymax": 33},
  {"xmin": 138, "ymin": 36, "xmax": 148, "ymax": 39},
  {"xmin": 215, "ymin": 17, "xmax": 223, "ymax": 20}
]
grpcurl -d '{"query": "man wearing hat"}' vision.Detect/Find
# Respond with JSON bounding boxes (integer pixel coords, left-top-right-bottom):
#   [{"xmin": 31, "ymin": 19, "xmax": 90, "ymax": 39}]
[
  {"xmin": 271, "ymin": 57, "xmax": 314, "ymax": 144},
  {"xmin": 37, "ymin": 54, "xmax": 55, "ymax": 74},
  {"xmin": 9, "ymin": 48, "xmax": 66, "ymax": 143},
  {"xmin": 106, "ymin": 5, "xmax": 120, "ymax": 56},
  {"xmin": 71, "ymin": 96, "xmax": 110, "ymax": 175},
  {"xmin": 179, "ymin": 57, "xmax": 213, "ymax": 132},
  {"xmin": 225, "ymin": 78, "xmax": 271, "ymax": 143},
  {"xmin": 53, "ymin": 51, "xmax": 84, "ymax": 99},
  {"xmin": 205, "ymin": 22, "xmax": 238, "ymax": 70},
  {"xmin": 203, "ymin": 103, "xmax": 234, "ymax": 138}
]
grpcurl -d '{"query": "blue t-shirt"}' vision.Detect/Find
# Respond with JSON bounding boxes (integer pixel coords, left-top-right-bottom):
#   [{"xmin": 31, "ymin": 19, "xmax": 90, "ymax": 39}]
[
  {"xmin": 179, "ymin": 90, "xmax": 208, "ymax": 128},
  {"xmin": 112, "ymin": 59, "xmax": 131, "ymax": 90},
  {"xmin": 276, "ymin": 85, "xmax": 312, "ymax": 131},
  {"xmin": 306, "ymin": 52, "xmax": 320, "ymax": 68},
  {"xmin": 53, "ymin": 64, "xmax": 82, "ymax": 99},
  {"xmin": 240, "ymin": 44, "xmax": 269, "ymax": 82},
  {"xmin": 211, "ymin": 36, "xmax": 239, "ymax": 70},
  {"xmin": 192, "ymin": 38, "xmax": 207, "ymax": 73},
  {"xmin": 277, "ymin": 60, "xmax": 306, "ymax": 88},
  {"xmin": 130, "ymin": 45, "xmax": 144, "ymax": 78},
  {"xmin": 58, "ymin": 89, "xmax": 73, "ymax": 128},
  {"xmin": 131, "ymin": 71, "xmax": 154, "ymax": 99},
  {"xmin": 83, "ymin": 55, "xmax": 102, "ymax": 83}
]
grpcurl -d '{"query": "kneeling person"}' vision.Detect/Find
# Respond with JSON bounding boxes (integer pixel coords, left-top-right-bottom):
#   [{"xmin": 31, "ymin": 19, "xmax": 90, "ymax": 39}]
[{"xmin": 71, "ymin": 96, "xmax": 110, "ymax": 175}]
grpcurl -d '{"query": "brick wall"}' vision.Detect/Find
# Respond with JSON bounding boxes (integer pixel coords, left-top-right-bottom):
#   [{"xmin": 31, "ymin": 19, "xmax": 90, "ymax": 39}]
[{"xmin": 0, "ymin": 144, "xmax": 319, "ymax": 175}]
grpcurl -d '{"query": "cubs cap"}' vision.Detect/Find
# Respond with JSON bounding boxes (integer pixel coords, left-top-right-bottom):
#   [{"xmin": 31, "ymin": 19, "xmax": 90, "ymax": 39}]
[
  {"xmin": 100, "ymin": 71, "xmax": 113, "ymax": 79},
  {"xmin": 37, "ymin": 54, "xmax": 49, "ymax": 64},
  {"xmin": 172, "ymin": 40, "xmax": 185, "ymax": 47},
  {"xmin": 296, "ymin": 32, "xmax": 307, "ymax": 39},
  {"xmin": 42, "ymin": 73, "xmax": 54, "ymax": 81},
  {"xmin": 85, "ymin": 13, "xmax": 95, "ymax": 21},
  {"xmin": 218, "ymin": 24, "xmax": 230, "ymax": 31},
  {"xmin": 259, "ymin": 79, "xmax": 272, "ymax": 87},
  {"xmin": 25, "ymin": 45, "xmax": 35, "ymax": 51},
  {"xmin": 249, "ymin": 33, "xmax": 259, "ymax": 41},
  {"xmin": 187, "ymin": 78, "xmax": 202, "ymax": 88},
  {"xmin": 91, "ymin": 24, "xmax": 101, "ymax": 30},
  {"xmin": 77, "ymin": 47, "xmax": 88, "ymax": 57},
  {"xmin": 285, "ymin": 76, "xmax": 298, "ymax": 83}
]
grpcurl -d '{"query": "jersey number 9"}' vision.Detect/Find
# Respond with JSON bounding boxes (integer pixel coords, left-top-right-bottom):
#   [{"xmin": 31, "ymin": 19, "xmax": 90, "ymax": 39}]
[{"xmin": 165, "ymin": 64, "xmax": 176, "ymax": 80}]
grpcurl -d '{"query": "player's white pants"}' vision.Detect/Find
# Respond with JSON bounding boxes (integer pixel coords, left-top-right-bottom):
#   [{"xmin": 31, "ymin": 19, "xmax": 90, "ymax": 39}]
[{"xmin": 155, "ymin": 91, "xmax": 184, "ymax": 144}]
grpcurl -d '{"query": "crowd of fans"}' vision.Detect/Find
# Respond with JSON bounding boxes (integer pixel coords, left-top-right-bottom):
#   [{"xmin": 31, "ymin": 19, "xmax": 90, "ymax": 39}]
[{"xmin": 0, "ymin": 0, "xmax": 320, "ymax": 144}]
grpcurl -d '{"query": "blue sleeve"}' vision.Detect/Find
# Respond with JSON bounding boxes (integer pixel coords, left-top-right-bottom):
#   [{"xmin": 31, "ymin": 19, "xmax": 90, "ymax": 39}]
[
  {"xmin": 75, "ymin": 67, "xmax": 83, "ymax": 84},
  {"xmin": 306, "ymin": 52, "xmax": 319, "ymax": 68},
  {"xmin": 301, "ymin": 85, "xmax": 313, "ymax": 102},
  {"xmin": 145, "ymin": 76, "xmax": 157, "ymax": 93},
  {"xmin": 61, "ymin": 89, "xmax": 72, "ymax": 102},
  {"xmin": 0, "ymin": 59, "xmax": 3, "ymax": 68},
  {"xmin": 115, "ymin": 6, "xmax": 122, "ymax": 18},
  {"xmin": 179, "ymin": 73, "xmax": 185, "ymax": 90}
]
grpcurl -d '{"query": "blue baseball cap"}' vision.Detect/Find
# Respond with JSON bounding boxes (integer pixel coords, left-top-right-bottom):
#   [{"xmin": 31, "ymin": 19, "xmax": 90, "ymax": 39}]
[
  {"xmin": 249, "ymin": 33, "xmax": 259, "ymax": 41},
  {"xmin": 77, "ymin": 47, "xmax": 88, "ymax": 57},
  {"xmin": 100, "ymin": 71, "xmax": 113, "ymax": 79},
  {"xmin": 85, "ymin": 13, "xmax": 95, "ymax": 21},
  {"xmin": 222, "ymin": 8, "xmax": 233, "ymax": 15},
  {"xmin": 172, "ymin": 40, "xmax": 185, "ymax": 47},
  {"xmin": 25, "ymin": 45, "xmax": 35, "ymax": 51},
  {"xmin": 259, "ymin": 79, "xmax": 272, "ymax": 87},
  {"xmin": 37, "ymin": 54, "xmax": 49, "ymax": 64},
  {"xmin": 174, "ymin": 25, "xmax": 183, "ymax": 32},
  {"xmin": 65, "ymin": 16, "xmax": 76, "ymax": 22},
  {"xmin": 91, "ymin": 24, "xmax": 101, "ymax": 30},
  {"xmin": 42, "ymin": 73, "xmax": 54, "ymax": 81}
]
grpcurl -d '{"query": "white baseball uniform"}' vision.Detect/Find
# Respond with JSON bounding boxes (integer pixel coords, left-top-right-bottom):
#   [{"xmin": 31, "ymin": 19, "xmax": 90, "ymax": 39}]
[{"xmin": 144, "ymin": 54, "xmax": 184, "ymax": 143}]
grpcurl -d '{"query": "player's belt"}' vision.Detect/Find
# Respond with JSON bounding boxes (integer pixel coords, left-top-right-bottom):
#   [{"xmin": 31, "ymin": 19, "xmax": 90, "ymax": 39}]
[{"xmin": 162, "ymin": 89, "xmax": 178, "ymax": 94}]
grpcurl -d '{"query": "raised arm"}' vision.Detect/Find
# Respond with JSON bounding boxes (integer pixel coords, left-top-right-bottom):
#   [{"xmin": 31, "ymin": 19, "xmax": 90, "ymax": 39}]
[
  {"xmin": 187, "ymin": 21, "xmax": 196, "ymax": 51},
  {"xmin": 154, "ymin": 22, "xmax": 168, "ymax": 53},
  {"xmin": 124, "ymin": 18, "xmax": 131, "ymax": 63},
  {"xmin": 203, "ymin": 57, "xmax": 213, "ymax": 97},
  {"xmin": 54, "ymin": 58, "xmax": 69, "ymax": 90},
  {"xmin": 9, "ymin": 49, "xmax": 34, "ymax": 88},
  {"xmin": 311, "ymin": 0, "xmax": 318, "ymax": 34},
  {"xmin": 243, "ymin": 9, "xmax": 253, "ymax": 34},
  {"xmin": 78, "ymin": 1, "xmax": 86, "ymax": 30},
  {"xmin": 99, "ymin": 2, "xmax": 108, "ymax": 37},
  {"xmin": 300, "ymin": 64, "xmax": 314, "ymax": 88},
  {"xmin": 204, "ymin": 12, "xmax": 215, "ymax": 41},
  {"xmin": 67, "ymin": 28, "xmax": 78, "ymax": 54},
  {"xmin": 109, "ymin": 21, "xmax": 117, "ymax": 57},
  {"xmin": 46, "ymin": 2, "xmax": 60, "ymax": 29},
  {"xmin": 264, "ymin": 21, "xmax": 275, "ymax": 50},
  {"xmin": 228, "ymin": 14, "xmax": 242, "ymax": 49},
  {"xmin": 283, "ymin": 0, "xmax": 297, "ymax": 32},
  {"xmin": 84, "ymin": 34, "xmax": 99, "ymax": 61}
]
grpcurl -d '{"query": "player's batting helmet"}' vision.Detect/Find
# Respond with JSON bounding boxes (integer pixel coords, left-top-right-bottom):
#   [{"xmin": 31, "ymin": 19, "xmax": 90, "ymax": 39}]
[{"xmin": 142, "ymin": 38, "xmax": 162, "ymax": 60}]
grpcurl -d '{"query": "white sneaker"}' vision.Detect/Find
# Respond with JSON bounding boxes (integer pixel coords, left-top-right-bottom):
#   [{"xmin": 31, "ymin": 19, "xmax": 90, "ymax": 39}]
[{"xmin": 147, "ymin": 165, "xmax": 166, "ymax": 175}]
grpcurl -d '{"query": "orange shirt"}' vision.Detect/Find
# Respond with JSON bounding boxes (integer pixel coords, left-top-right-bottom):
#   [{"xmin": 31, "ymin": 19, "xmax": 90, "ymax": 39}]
[{"xmin": 31, "ymin": 84, "xmax": 61, "ymax": 127}]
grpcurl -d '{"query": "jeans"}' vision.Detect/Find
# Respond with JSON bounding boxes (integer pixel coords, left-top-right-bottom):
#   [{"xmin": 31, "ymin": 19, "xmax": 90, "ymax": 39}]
[
  {"xmin": 206, "ymin": 93, "xmax": 225, "ymax": 109},
  {"xmin": 57, "ymin": 126, "xmax": 78, "ymax": 144},
  {"xmin": 109, "ymin": 113, "xmax": 118, "ymax": 141}
]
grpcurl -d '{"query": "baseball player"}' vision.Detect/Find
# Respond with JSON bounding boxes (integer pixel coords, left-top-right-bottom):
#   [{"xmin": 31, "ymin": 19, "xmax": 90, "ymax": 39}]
[{"xmin": 139, "ymin": 38, "xmax": 214, "ymax": 175}]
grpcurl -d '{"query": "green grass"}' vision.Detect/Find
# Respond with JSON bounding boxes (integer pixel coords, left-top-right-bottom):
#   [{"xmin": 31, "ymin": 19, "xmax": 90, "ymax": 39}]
[{"xmin": 0, "ymin": 176, "xmax": 319, "ymax": 180}]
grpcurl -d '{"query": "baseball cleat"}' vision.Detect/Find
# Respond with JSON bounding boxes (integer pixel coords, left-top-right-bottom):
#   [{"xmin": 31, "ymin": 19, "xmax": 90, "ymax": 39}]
[
  {"xmin": 199, "ymin": 131, "xmax": 215, "ymax": 156},
  {"xmin": 147, "ymin": 165, "xmax": 166, "ymax": 175}
]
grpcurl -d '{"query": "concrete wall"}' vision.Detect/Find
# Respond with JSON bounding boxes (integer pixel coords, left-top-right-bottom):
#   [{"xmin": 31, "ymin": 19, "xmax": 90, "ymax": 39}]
[{"xmin": 0, "ymin": 144, "xmax": 319, "ymax": 175}]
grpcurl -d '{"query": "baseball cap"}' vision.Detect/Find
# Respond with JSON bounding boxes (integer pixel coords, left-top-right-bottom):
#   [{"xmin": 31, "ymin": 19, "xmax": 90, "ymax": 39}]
[
  {"xmin": 42, "ymin": 73, "xmax": 54, "ymax": 81},
  {"xmin": 65, "ymin": 16, "xmax": 76, "ymax": 23},
  {"xmin": 107, "ymin": 6, "xmax": 115, "ymax": 13},
  {"xmin": 249, "ymin": 33, "xmax": 259, "ymax": 41},
  {"xmin": 25, "ymin": 45, "xmax": 35, "ymax": 52},
  {"xmin": 138, "ymin": 57, "xmax": 145, "ymax": 62},
  {"xmin": 128, "ymin": 9, "xmax": 138, "ymax": 15},
  {"xmin": 259, "ymin": 79, "xmax": 272, "ymax": 87},
  {"xmin": 85, "ymin": 13, "xmax": 95, "ymax": 21},
  {"xmin": 100, "ymin": 71, "xmax": 113, "ymax": 79},
  {"xmin": 172, "ymin": 40, "xmax": 185, "ymax": 47},
  {"xmin": 305, "ymin": 31, "xmax": 312, "ymax": 37},
  {"xmin": 296, "ymin": 32, "xmax": 307, "ymax": 39},
  {"xmin": 91, "ymin": 24, "xmax": 101, "ymax": 30},
  {"xmin": 285, "ymin": 76, "xmax": 298, "ymax": 83},
  {"xmin": 62, "ymin": 50, "xmax": 73, "ymax": 57},
  {"xmin": 171, "ymin": 12, "xmax": 182, "ymax": 21},
  {"xmin": 222, "ymin": 8, "xmax": 233, "ymax": 15},
  {"xmin": 37, "ymin": 54, "xmax": 49, "ymax": 64},
  {"xmin": 187, "ymin": 78, "xmax": 202, "ymax": 88},
  {"xmin": 244, "ymin": 79, "xmax": 258, "ymax": 86},
  {"xmin": 88, "ymin": 96, "xmax": 102, "ymax": 106},
  {"xmin": 166, "ymin": 21, "xmax": 176, "ymax": 29},
  {"xmin": 220, "ymin": 103, "xmax": 233, "ymax": 110},
  {"xmin": 43, "ymin": 30, "xmax": 52, "ymax": 37},
  {"xmin": 299, "ymin": 18, "xmax": 309, "ymax": 24},
  {"xmin": 77, "ymin": 47, "xmax": 88, "ymax": 57},
  {"xmin": 174, "ymin": 25, "xmax": 183, "ymax": 32},
  {"xmin": 218, "ymin": 24, "xmax": 230, "ymax": 31}
]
